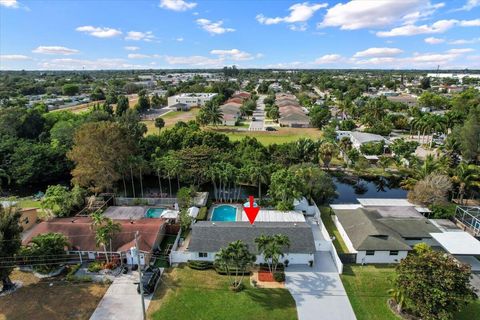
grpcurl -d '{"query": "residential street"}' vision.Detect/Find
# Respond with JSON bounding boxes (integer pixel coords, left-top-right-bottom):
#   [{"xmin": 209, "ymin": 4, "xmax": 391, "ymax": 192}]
[{"xmin": 249, "ymin": 94, "xmax": 266, "ymax": 131}]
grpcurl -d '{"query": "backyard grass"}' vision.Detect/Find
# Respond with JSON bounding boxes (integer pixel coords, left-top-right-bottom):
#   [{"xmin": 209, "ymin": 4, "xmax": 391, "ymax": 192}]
[
  {"xmin": 341, "ymin": 264, "xmax": 480, "ymax": 320},
  {"xmin": 211, "ymin": 127, "xmax": 323, "ymax": 145},
  {"xmin": 147, "ymin": 265, "xmax": 297, "ymax": 320},
  {"xmin": 319, "ymin": 206, "xmax": 349, "ymax": 253},
  {"xmin": 143, "ymin": 108, "xmax": 200, "ymax": 134},
  {"xmin": 0, "ymin": 270, "xmax": 109, "ymax": 320}
]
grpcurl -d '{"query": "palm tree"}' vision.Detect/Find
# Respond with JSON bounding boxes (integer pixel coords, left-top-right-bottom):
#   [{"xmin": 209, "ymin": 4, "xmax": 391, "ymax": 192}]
[
  {"xmin": 249, "ymin": 164, "xmax": 270, "ymax": 200},
  {"xmin": 203, "ymin": 103, "xmax": 223, "ymax": 127},
  {"xmin": 255, "ymin": 234, "xmax": 290, "ymax": 273},
  {"xmin": 452, "ymin": 162, "xmax": 480, "ymax": 204},
  {"xmin": 215, "ymin": 240, "xmax": 255, "ymax": 291},
  {"xmin": 152, "ymin": 157, "xmax": 164, "ymax": 197},
  {"xmin": 94, "ymin": 217, "xmax": 121, "ymax": 264},
  {"xmin": 154, "ymin": 117, "xmax": 165, "ymax": 135},
  {"xmin": 388, "ymin": 287, "xmax": 407, "ymax": 313},
  {"xmin": 319, "ymin": 141, "xmax": 337, "ymax": 169}
]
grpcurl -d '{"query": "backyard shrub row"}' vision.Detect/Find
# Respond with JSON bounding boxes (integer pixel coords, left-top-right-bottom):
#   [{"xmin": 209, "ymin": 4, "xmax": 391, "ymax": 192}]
[
  {"xmin": 187, "ymin": 260, "xmax": 213, "ymax": 270},
  {"xmin": 196, "ymin": 207, "xmax": 208, "ymax": 220}
]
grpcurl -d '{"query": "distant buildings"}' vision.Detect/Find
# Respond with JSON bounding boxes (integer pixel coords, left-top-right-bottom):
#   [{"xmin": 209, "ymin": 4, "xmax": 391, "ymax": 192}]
[
  {"xmin": 276, "ymin": 93, "xmax": 311, "ymax": 128},
  {"xmin": 219, "ymin": 91, "xmax": 252, "ymax": 126},
  {"xmin": 167, "ymin": 93, "xmax": 217, "ymax": 107}
]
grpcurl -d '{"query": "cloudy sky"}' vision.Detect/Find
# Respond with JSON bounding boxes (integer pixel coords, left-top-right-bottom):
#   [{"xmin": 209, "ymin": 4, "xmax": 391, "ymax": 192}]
[{"xmin": 0, "ymin": 0, "xmax": 479, "ymax": 70}]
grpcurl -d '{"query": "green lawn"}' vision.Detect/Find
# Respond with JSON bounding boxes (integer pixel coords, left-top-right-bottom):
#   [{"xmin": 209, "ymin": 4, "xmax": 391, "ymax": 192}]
[
  {"xmin": 148, "ymin": 265, "xmax": 297, "ymax": 320},
  {"xmin": 341, "ymin": 264, "xmax": 480, "ymax": 320},
  {"xmin": 219, "ymin": 127, "xmax": 323, "ymax": 145},
  {"xmin": 319, "ymin": 206, "xmax": 349, "ymax": 253}
]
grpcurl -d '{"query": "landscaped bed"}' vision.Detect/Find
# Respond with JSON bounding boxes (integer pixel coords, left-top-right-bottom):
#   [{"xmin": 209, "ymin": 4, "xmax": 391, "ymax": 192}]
[
  {"xmin": 319, "ymin": 206, "xmax": 349, "ymax": 253},
  {"xmin": 340, "ymin": 264, "xmax": 480, "ymax": 320},
  {"xmin": 0, "ymin": 269, "xmax": 109, "ymax": 320},
  {"xmin": 147, "ymin": 265, "xmax": 297, "ymax": 320}
]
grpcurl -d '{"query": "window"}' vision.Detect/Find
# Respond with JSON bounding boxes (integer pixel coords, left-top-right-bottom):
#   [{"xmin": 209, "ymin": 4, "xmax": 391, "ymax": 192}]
[
  {"xmin": 198, "ymin": 252, "xmax": 208, "ymax": 258},
  {"xmin": 389, "ymin": 251, "xmax": 399, "ymax": 256},
  {"xmin": 366, "ymin": 250, "xmax": 375, "ymax": 256}
]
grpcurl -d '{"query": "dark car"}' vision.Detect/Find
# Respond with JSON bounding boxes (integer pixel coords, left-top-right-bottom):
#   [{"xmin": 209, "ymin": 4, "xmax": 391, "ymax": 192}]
[
  {"xmin": 265, "ymin": 127, "xmax": 277, "ymax": 131},
  {"xmin": 252, "ymin": 117, "xmax": 256, "ymax": 121},
  {"xmin": 137, "ymin": 267, "xmax": 161, "ymax": 295}
]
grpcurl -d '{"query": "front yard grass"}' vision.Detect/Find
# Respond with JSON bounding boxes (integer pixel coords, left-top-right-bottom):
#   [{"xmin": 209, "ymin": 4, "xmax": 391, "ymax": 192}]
[
  {"xmin": 319, "ymin": 206, "xmax": 349, "ymax": 253},
  {"xmin": 0, "ymin": 269, "xmax": 109, "ymax": 320},
  {"xmin": 147, "ymin": 265, "xmax": 297, "ymax": 320},
  {"xmin": 214, "ymin": 127, "xmax": 323, "ymax": 145},
  {"xmin": 341, "ymin": 264, "xmax": 480, "ymax": 320}
]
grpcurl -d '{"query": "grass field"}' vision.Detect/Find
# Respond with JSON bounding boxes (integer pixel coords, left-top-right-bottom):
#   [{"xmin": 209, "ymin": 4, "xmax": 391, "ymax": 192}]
[
  {"xmin": 0, "ymin": 270, "xmax": 109, "ymax": 320},
  {"xmin": 211, "ymin": 127, "xmax": 323, "ymax": 145},
  {"xmin": 341, "ymin": 264, "xmax": 480, "ymax": 320},
  {"xmin": 319, "ymin": 206, "xmax": 349, "ymax": 253},
  {"xmin": 147, "ymin": 265, "xmax": 297, "ymax": 320},
  {"xmin": 143, "ymin": 108, "xmax": 200, "ymax": 134}
]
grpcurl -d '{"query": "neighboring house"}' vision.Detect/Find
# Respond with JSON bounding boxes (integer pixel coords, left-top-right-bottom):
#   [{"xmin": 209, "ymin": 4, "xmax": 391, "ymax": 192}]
[
  {"xmin": 331, "ymin": 201, "xmax": 441, "ymax": 264},
  {"xmin": 19, "ymin": 208, "xmax": 38, "ymax": 231},
  {"xmin": 279, "ymin": 112, "xmax": 311, "ymax": 127},
  {"xmin": 170, "ymin": 103, "xmax": 190, "ymax": 111},
  {"xmin": 220, "ymin": 104, "xmax": 241, "ymax": 126},
  {"xmin": 336, "ymin": 131, "xmax": 387, "ymax": 151},
  {"xmin": 386, "ymin": 94, "xmax": 418, "ymax": 107},
  {"xmin": 187, "ymin": 221, "xmax": 316, "ymax": 265},
  {"xmin": 167, "ymin": 93, "xmax": 217, "ymax": 107},
  {"xmin": 231, "ymin": 91, "xmax": 251, "ymax": 100},
  {"xmin": 23, "ymin": 217, "xmax": 166, "ymax": 266}
]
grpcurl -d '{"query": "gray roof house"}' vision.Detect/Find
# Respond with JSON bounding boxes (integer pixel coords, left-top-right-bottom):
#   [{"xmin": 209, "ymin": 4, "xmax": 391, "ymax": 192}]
[
  {"xmin": 332, "ymin": 207, "xmax": 440, "ymax": 264},
  {"xmin": 186, "ymin": 221, "xmax": 316, "ymax": 264}
]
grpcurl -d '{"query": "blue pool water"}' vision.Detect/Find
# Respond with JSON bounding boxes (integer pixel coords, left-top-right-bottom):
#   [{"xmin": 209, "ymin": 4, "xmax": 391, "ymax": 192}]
[
  {"xmin": 145, "ymin": 208, "xmax": 165, "ymax": 218},
  {"xmin": 211, "ymin": 205, "xmax": 237, "ymax": 222}
]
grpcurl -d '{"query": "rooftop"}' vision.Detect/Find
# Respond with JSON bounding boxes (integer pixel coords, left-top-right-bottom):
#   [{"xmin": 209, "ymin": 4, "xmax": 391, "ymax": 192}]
[
  {"xmin": 240, "ymin": 209, "xmax": 306, "ymax": 223},
  {"xmin": 430, "ymin": 232, "xmax": 480, "ymax": 255},
  {"xmin": 350, "ymin": 131, "xmax": 386, "ymax": 144},
  {"xmin": 188, "ymin": 221, "xmax": 315, "ymax": 254}
]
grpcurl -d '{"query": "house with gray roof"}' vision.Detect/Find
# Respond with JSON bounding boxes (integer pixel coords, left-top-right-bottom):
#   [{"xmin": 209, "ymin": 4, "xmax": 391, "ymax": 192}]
[
  {"xmin": 331, "ymin": 205, "xmax": 440, "ymax": 264},
  {"xmin": 186, "ymin": 221, "xmax": 316, "ymax": 265}
]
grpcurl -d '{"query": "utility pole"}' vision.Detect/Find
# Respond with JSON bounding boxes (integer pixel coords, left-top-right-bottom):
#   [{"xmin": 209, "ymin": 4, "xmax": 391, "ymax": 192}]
[{"xmin": 135, "ymin": 231, "xmax": 146, "ymax": 320}]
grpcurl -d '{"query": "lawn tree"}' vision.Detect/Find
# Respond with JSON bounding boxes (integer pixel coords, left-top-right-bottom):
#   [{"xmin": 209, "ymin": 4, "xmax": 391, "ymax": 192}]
[
  {"xmin": 290, "ymin": 164, "xmax": 336, "ymax": 204},
  {"xmin": 179, "ymin": 209, "xmax": 193, "ymax": 232},
  {"xmin": 392, "ymin": 243, "xmax": 476, "ymax": 319},
  {"xmin": 68, "ymin": 121, "xmax": 134, "ymax": 193},
  {"xmin": 41, "ymin": 184, "xmax": 85, "ymax": 217},
  {"xmin": 154, "ymin": 117, "xmax": 165, "ymax": 134},
  {"xmin": 177, "ymin": 186, "xmax": 194, "ymax": 209},
  {"xmin": 318, "ymin": 141, "xmax": 337, "ymax": 169},
  {"xmin": 309, "ymin": 105, "xmax": 331, "ymax": 129},
  {"xmin": 0, "ymin": 205, "xmax": 22, "ymax": 291},
  {"xmin": 115, "ymin": 95, "xmax": 129, "ymax": 116},
  {"xmin": 255, "ymin": 234, "xmax": 290, "ymax": 273},
  {"xmin": 451, "ymin": 162, "xmax": 480, "ymax": 204},
  {"xmin": 215, "ymin": 240, "xmax": 255, "ymax": 291},
  {"xmin": 135, "ymin": 90, "xmax": 151, "ymax": 112}
]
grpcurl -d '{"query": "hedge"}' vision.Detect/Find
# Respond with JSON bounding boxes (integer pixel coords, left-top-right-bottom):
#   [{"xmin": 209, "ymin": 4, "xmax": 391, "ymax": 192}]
[
  {"xmin": 187, "ymin": 260, "xmax": 213, "ymax": 270},
  {"xmin": 196, "ymin": 207, "xmax": 208, "ymax": 220}
]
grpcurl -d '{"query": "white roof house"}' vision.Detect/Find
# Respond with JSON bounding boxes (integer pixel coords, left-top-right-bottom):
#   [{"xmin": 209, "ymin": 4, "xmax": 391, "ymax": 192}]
[
  {"xmin": 430, "ymin": 232, "xmax": 480, "ymax": 256},
  {"xmin": 240, "ymin": 209, "xmax": 306, "ymax": 223}
]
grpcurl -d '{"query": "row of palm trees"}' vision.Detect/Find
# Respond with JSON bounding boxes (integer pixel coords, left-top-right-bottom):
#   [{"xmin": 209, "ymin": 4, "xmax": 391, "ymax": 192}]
[{"xmin": 409, "ymin": 112, "xmax": 462, "ymax": 147}]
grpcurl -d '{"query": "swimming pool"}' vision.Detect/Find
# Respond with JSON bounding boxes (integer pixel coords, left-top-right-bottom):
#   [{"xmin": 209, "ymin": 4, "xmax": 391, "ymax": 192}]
[
  {"xmin": 145, "ymin": 207, "xmax": 165, "ymax": 218},
  {"xmin": 211, "ymin": 205, "xmax": 237, "ymax": 222}
]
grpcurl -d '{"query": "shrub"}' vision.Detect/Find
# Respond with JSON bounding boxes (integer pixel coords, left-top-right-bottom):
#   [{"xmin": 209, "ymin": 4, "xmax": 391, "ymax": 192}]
[
  {"xmin": 429, "ymin": 203, "xmax": 456, "ymax": 219},
  {"xmin": 273, "ymin": 272, "xmax": 285, "ymax": 282},
  {"xmin": 87, "ymin": 261, "xmax": 104, "ymax": 272},
  {"xmin": 187, "ymin": 260, "xmax": 213, "ymax": 270},
  {"xmin": 196, "ymin": 207, "xmax": 208, "ymax": 220}
]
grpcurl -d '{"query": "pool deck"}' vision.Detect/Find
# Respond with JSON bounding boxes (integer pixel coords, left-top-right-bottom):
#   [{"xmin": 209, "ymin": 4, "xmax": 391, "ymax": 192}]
[
  {"xmin": 102, "ymin": 205, "xmax": 168, "ymax": 220},
  {"xmin": 208, "ymin": 203, "xmax": 243, "ymax": 221}
]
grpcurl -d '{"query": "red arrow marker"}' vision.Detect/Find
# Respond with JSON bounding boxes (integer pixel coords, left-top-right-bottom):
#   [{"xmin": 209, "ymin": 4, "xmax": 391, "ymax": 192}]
[{"xmin": 243, "ymin": 195, "xmax": 260, "ymax": 225}]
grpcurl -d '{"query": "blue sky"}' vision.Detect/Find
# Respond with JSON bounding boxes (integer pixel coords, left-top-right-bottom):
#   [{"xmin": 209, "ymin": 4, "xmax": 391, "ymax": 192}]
[{"xmin": 0, "ymin": 0, "xmax": 479, "ymax": 70}]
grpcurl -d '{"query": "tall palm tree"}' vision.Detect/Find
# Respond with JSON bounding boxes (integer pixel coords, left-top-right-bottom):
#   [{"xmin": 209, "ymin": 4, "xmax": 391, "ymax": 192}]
[
  {"xmin": 452, "ymin": 162, "xmax": 480, "ymax": 204},
  {"xmin": 249, "ymin": 164, "xmax": 270, "ymax": 200},
  {"xmin": 204, "ymin": 103, "xmax": 223, "ymax": 127},
  {"xmin": 215, "ymin": 240, "xmax": 255, "ymax": 290},
  {"xmin": 94, "ymin": 217, "xmax": 121, "ymax": 264},
  {"xmin": 255, "ymin": 234, "xmax": 290, "ymax": 273},
  {"xmin": 319, "ymin": 141, "xmax": 337, "ymax": 169}
]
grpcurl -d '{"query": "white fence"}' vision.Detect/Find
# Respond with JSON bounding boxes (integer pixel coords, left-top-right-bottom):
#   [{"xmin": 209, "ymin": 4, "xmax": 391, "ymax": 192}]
[
  {"xmin": 170, "ymin": 251, "xmax": 193, "ymax": 265},
  {"xmin": 115, "ymin": 197, "xmax": 177, "ymax": 206}
]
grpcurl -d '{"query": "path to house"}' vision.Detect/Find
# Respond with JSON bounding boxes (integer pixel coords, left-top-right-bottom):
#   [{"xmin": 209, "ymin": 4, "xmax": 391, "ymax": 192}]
[
  {"xmin": 249, "ymin": 94, "xmax": 266, "ymax": 131},
  {"xmin": 285, "ymin": 220, "xmax": 356, "ymax": 320},
  {"xmin": 90, "ymin": 270, "xmax": 162, "ymax": 320}
]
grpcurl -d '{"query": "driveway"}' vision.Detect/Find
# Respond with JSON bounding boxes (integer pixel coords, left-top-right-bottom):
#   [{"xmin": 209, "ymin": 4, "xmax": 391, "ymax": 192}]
[
  {"xmin": 90, "ymin": 270, "xmax": 161, "ymax": 320},
  {"xmin": 285, "ymin": 219, "xmax": 356, "ymax": 320},
  {"xmin": 249, "ymin": 94, "xmax": 266, "ymax": 131}
]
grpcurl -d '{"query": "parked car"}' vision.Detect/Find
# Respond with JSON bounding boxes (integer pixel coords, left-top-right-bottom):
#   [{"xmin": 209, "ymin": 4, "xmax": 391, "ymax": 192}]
[
  {"xmin": 252, "ymin": 117, "xmax": 256, "ymax": 121},
  {"xmin": 137, "ymin": 267, "xmax": 161, "ymax": 295},
  {"xmin": 265, "ymin": 127, "xmax": 277, "ymax": 131}
]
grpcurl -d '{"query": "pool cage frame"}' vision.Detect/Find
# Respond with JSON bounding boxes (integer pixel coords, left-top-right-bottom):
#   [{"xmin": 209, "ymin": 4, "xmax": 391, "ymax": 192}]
[{"xmin": 455, "ymin": 206, "xmax": 480, "ymax": 237}]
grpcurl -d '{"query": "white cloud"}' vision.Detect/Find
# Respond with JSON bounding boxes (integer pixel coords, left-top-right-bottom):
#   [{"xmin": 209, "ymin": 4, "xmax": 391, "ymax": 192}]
[
  {"xmin": 0, "ymin": 0, "xmax": 18, "ymax": 8},
  {"xmin": 376, "ymin": 19, "xmax": 457, "ymax": 37},
  {"xmin": 314, "ymin": 54, "xmax": 343, "ymax": 64},
  {"xmin": 32, "ymin": 46, "xmax": 79, "ymax": 55},
  {"xmin": 127, "ymin": 53, "xmax": 161, "ymax": 59},
  {"xmin": 256, "ymin": 2, "xmax": 328, "ymax": 30},
  {"xmin": 446, "ymin": 48, "xmax": 475, "ymax": 54},
  {"xmin": 159, "ymin": 0, "xmax": 196, "ymax": 11},
  {"xmin": 164, "ymin": 55, "xmax": 223, "ymax": 66},
  {"xmin": 424, "ymin": 37, "xmax": 445, "ymax": 44},
  {"xmin": 176, "ymin": 37, "xmax": 184, "ymax": 42},
  {"xmin": 125, "ymin": 31, "xmax": 155, "ymax": 41},
  {"xmin": 353, "ymin": 47, "xmax": 403, "ymax": 58},
  {"xmin": 38, "ymin": 58, "xmax": 152, "ymax": 70},
  {"xmin": 448, "ymin": 38, "xmax": 480, "ymax": 45},
  {"xmin": 196, "ymin": 19, "xmax": 235, "ymax": 35},
  {"xmin": 454, "ymin": 0, "xmax": 480, "ymax": 11},
  {"xmin": 0, "ymin": 54, "xmax": 31, "ymax": 60},
  {"xmin": 459, "ymin": 19, "xmax": 480, "ymax": 27},
  {"xmin": 377, "ymin": 19, "xmax": 480, "ymax": 37},
  {"xmin": 76, "ymin": 26, "xmax": 122, "ymax": 38},
  {"xmin": 319, "ymin": 0, "xmax": 431, "ymax": 30},
  {"xmin": 210, "ymin": 49, "xmax": 254, "ymax": 61},
  {"xmin": 124, "ymin": 46, "xmax": 140, "ymax": 51}
]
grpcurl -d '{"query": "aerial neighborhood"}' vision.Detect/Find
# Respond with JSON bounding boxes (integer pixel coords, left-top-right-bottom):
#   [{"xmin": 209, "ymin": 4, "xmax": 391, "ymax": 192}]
[{"xmin": 1, "ymin": 1, "xmax": 480, "ymax": 320}]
